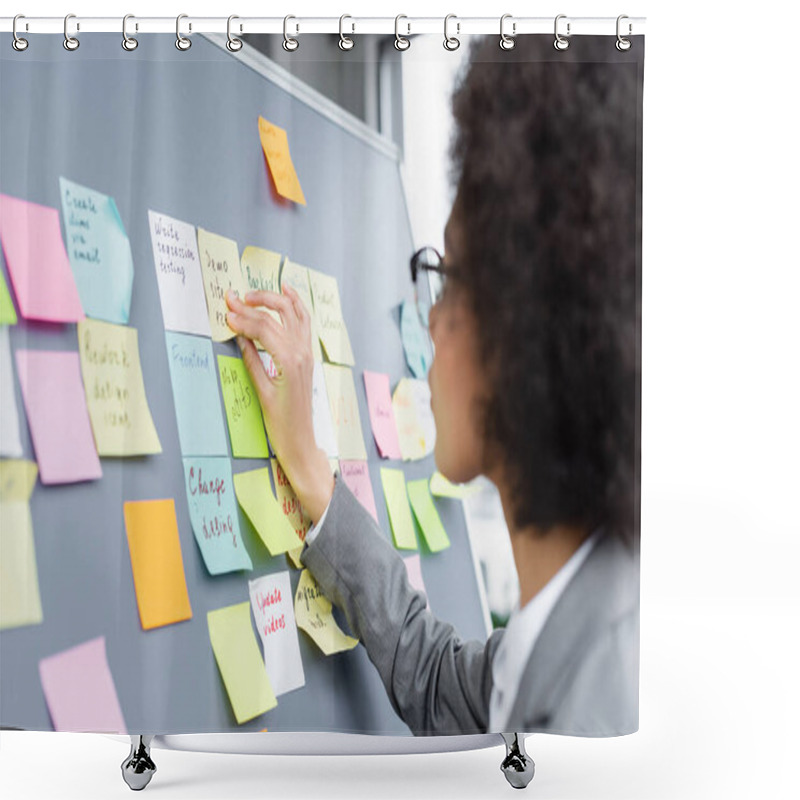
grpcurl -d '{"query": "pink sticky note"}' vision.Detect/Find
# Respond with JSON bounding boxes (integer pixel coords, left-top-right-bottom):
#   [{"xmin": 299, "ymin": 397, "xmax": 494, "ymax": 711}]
[
  {"xmin": 339, "ymin": 460, "xmax": 379, "ymax": 523},
  {"xmin": 39, "ymin": 636, "xmax": 127, "ymax": 733},
  {"xmin": 363, "ymin": 370, "xmax": 403, "ymax": 459},
  {"xmin": 403, "ymin": 554, "xmax": 430, "ymax": 610},
  {"xmin": 0, "ymin": 194, "xmax": 84, "ymax": 322},
  {"xmin": 15, "ymin": 349, "xmax": 102, "ymax": 484}
]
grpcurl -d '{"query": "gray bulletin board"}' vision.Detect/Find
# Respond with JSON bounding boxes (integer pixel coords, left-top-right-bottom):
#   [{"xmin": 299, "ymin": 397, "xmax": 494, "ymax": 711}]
[{"xmin": 0, "ymin": 32, "xmax": 488, "ymax": 735}]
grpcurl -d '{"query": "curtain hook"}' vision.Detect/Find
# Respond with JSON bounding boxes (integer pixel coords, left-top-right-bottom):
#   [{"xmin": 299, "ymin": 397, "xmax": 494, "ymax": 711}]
[
  {"xmin": 63, "ymin": 13, "xmax": 80, "ymax": 51},
  {"xmin": 12, "ymin": 14, "xmax": 29, "ymax": 52},
  {"xmin": 499, "ymin": 14, "xmax": 516, "ymax": 50},
  {"xmin": 444, "ymin": 14, "xmax": 460, "ymax": 51},
  {"xmin": 227, "ymin": 15, "xmax": 243, "ymax": 52},
  {"xmin": 394, "ymin": 15, "xmax": 410, "ymax": 51},
  {"xmin": 554, "ymin": 14, "xmax": 570, "ymax": 51},
  {"xmin": 339, "ymin": 14, "xmax": 355, "ymax": 51},
  {"xmin": 616, "ymin": 15, "xmax": 632, "ymax": 51},
  {"xmin": 283, "ymin": 15, "xmax": 299, "ymax": 52},
  {"xmin": 122, "ymin": 14, "xmax": 138, "ymax": 51},
  {"xmin": 176, "ymin": 14, "xmax": 192, "ymax": 50}
]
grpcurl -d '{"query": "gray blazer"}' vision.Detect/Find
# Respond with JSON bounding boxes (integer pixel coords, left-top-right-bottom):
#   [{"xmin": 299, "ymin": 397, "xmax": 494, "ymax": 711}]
[{"xmin": 301, "ymin": 473, "xmax": 639, "ymax": 737}]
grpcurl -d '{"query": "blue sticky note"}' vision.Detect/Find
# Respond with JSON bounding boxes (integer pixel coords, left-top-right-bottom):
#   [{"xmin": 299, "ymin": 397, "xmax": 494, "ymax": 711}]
[
  {"xmin": 183, "ymin": 457, "xmax": 252, "ymax": 575},
  {"xmin": 165, "ymin": 332, "xmax": 228, "ymax": 456},
  {"xmin": 400, "ymin": 299, "xmax": 433, "ymax": 379},
  {"xmin": 59, "ymin": 177, "xmax": 134, "ymax": 324}
]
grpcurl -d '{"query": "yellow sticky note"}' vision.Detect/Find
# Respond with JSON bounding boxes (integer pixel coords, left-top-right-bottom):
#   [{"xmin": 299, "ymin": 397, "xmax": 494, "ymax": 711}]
[
  {"xmin": 307, "ymin": 268, "xmax": 355, "ymax": 366},
  {"xmin": 323, "ymin": 364, "xmax": 368, "ymax": 461},
  {"xmin": 429, "ymin": 471, "xmax": 481, "ymax": 499},
  {"xmin": 294, "ymin": 569, "xmax": 358, "ymax": 655},
  {"xmin": 392, "ymin": 378, "xmax": 428, "ymax": 461},
  {"xmin": 0, "ymin": 460, "xmax": 43, "ymax": 631},
  {"xmin": 197, "ymin": 228, "xmax": 248, "ymax": 341},
  {"xmin": 280, "ymin": 259, "xmax": 323, "ymax": 362},
  {"xmin": 406, "ymin": 479, "xmax": 451, "ymax": 553},
  {"xmin": 285, "ymin": 462, "xmax": 337, "ymax": 570},
  {"xmin": 77, "ymin": 319, "xmax": 162, "ymax": 456},
  {"xmin": 240, "ymin": 246, "xmax": 283, "ymax": 348},
  {"xmin": 232, "ymin": 467, "xmax": 302, "ymax": 556},
  {"xmin": 380, "ymin": 468, "xmax": 418, "ymax": 550},
  {"xmin": 258, "ymin": 117, "xmax": 306, "ymax": 206},
  {"xmin": 123, "ymin": 499, "xmax": 193, "ymax": 630},
  {"xmin": 207, "ymin": 601, "xmax": 278, "ymax": 724},
  {"xmin": 271, "ymin": 460, "xmax": 311, "ymax": 540}
]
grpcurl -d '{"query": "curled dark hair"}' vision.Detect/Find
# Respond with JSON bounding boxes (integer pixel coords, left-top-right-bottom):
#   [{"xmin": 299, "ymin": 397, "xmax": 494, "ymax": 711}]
[{"xmin": 450, "ymin": 36, "xmax": 641, "ymax": 549}]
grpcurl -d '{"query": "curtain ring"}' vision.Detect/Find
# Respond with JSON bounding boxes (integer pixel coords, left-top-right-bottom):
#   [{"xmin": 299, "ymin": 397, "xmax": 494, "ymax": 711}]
[
  {"xmin": 176, "ymin": 14, "xmax": 191, "ymax": 50},
  {"xmin": 616, "ymin": 15, "xmax": 632, "ymax": 51},
  {"xmin": 12, "ymin": 15, "xmax": 29, "ymax": 52},
  {"xmin": 122, "ymin": 14, "xmax": 138, "ymax": 51},
  {"xmin": 499, "ymin": 14, "xmax": 516, "ymax": 50},
  {"xmin": 394, "ymin": 15, "xmax": 410, "ymax": 51},
  {"xmin": 443, "ymin": 14, "xmax": 460, "ymax": 51},
  {"xmin": 227, "ymin": 15, "xmax": 243, "ymax": 52},
  {"xmin": 283, "ymin": 15, "xmax": 299, "ymax": 52},
  {"xmin": 63, "ymin": 13, "xmax": 80, "ymax": 51},
  {"xmin": 339, "ymin": 14, "xmax": 355, "ymax": 51},
  {"xmin": 554, "ymin": 14, "xmax": 570, "ymax": 51}
]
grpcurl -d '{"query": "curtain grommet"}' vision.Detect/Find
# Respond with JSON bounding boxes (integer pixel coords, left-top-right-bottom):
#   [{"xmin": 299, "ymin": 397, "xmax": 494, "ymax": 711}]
[{"xmin": 444, "ymin": 14, "xmax": 460, "ymax": 51}]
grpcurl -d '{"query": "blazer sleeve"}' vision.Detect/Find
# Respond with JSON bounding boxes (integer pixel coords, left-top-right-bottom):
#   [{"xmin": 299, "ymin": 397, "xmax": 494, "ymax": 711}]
[{"xmin": 300, "ymin": 472, "xmax": 503, "ymax": 736}]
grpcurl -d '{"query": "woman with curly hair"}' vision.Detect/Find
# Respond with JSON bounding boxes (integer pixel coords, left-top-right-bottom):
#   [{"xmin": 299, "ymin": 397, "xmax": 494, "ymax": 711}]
[{"xmin": 225, "ymin": 34, "xmax": 641, "ymax": 737}]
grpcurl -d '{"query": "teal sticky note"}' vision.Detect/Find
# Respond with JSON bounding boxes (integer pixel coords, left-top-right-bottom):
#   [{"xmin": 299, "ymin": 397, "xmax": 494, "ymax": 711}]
[
  {"xmin": 400, "ymin": 299, "xmax": 433, "ymax": 379},
  {"xmin": 183, "ymin": 457, "xmax": 253, "ymax": 575},
  {"xmin": 59, "ymin": 177, "xmax": 134, "ymax": 324},
  {"xmin": 165, "ymin": 332, "xmax": 229, "ymax": 456}
]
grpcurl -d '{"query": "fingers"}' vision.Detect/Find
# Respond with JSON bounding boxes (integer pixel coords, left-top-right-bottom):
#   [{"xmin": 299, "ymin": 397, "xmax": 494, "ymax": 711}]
[
  {"xmin": 238, "ymin": 288, "xmax": 299, "ymax": 332},
  {"xmin": 227, "ymin": 293, "xmax": 286, "ymax": 352},
  {"xmin": 237, "ymin": 335, "xmax": 276, "ymax": 405},
  {"xmin": 284, "ymin": 284, "xmax": 310, "ymax": 327}
]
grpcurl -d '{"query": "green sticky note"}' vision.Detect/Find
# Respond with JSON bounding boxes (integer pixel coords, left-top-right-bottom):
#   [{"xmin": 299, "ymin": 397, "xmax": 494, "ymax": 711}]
[
  {"xmin": 380, "ymin": 468, "xmax": 417, "ymax": 550},
  {"xmin": 217, "ymin": 355, "xmax": 270, "ymax": 458},
  {"xmin": 0, "ymin": 270, "xmax": 17, "ymax": 325},
  {"xmin": 407, "ymin": 479, "xmax": 451, "ymax": 553},
  {"xmin": 429, "ymin": 471, "xmax": 480, "ymax": 499},
  {"xmin": 233, "ymin": 467, "xmax": 303, "ymax": 556},
  {"xmin": 207, "ymin": 601, "xmax": 277, "ymax": 725}
]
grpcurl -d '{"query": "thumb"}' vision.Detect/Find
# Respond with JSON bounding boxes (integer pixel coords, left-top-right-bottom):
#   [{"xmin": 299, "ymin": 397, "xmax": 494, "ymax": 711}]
[{"xmin": 237, "ymin": 336, "xmax": 276, "ymax": 407}]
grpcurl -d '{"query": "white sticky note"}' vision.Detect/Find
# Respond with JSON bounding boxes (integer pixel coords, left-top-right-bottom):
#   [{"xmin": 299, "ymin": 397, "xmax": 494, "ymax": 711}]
[
  {"xmin": 312, "ymin": 362, "xmax": 338, "ymax": 458},
  {"xmin": 0, "ymin": 327, "xmax": 23, "ymax": 457}
]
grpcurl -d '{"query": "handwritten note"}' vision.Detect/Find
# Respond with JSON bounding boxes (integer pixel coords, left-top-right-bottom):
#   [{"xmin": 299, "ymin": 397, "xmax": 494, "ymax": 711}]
[
  {"xmin": 217, "ymin": 355, "xmax": 270, "ymax": 458},
  {"xmin": 380, "ymin": 467, "xmax": 418, "ymax": 550},
  {"xmin": 233, "ymin": 467, "xmax": 302, "ymax": 556},
  {"xmin": 0, "ymin": 328, "xmax": 23, "ymax": 457},
  {"xmin": 59, "ymin": 177, "xmax": 134, "ymax": 324},
  {"xmin": 197, "ymin": 228, "xmax": 248, "ymax": 341},
  {"xmin": 183, "ymin": 457, "xmax": 252, "ymax": 574},
  {"xmin": 400, "ymin": 298, "xmax": 433, "ymax": 379},
  {"xmin": 0, "ymin": 460, "xmax": 43, "ymax": 630},
  {"xmin": 248, "ymin": 572, "xmax": 305, "ymax": 697},
  {"xmin": 0, "ymin": 193, "xmax": 84, "ymax": 322},
  {"xmin": 403, "ymin": 554, "xmax": 430, "ymax": 610},
  {"xmin": 308, "ymin": 268, "xmax": 355, "ymax": 366},
  {"xmin": 363, "ymin": 370, "xmax": 403, "ymax": 459},
  {"xmin": 280, "ymin": 259, "xmax": 322, "ymax": 362},
  {"xmin": 294, "ymin": 569, "xmax": 358, "ymax": 655},
  {"xmin": 258, "ymin": 116, "xmax": 307, "ymax": 206},
  {"xmin": 239, "ymin": 245, "xmax": 282, "ymax": 328},
  {"xmin": 39, "ymin": 637, "xmax": 126, "ymax": 733},
  {"xmin": 271, "ymin": 459, "xmax": 311, "ymax": 542},
  {"xmin": 77, "ymin": 320, "xmax": 161, "ymax": 456},
  {"xmin": 392, "ymin": 378, "xmax": 435, "ymax": 461},
  {"xmin": 429, "ymin": 471, "xmax": 480, "ymax": 499},
  {"xmin": 15, "ymin": 349, "xmax": 102, "ymax": 485},
  {"xmin": 0, "ymin": 269, "xmax": 17, "ymax": 324},
  {"xmin": 148, "ymin": 210, "xmax": 211, "ymax": 337},
  {"xmin": 322, "ymin": 364, "xmax": 367, "ymax": 461},
  {"xmin": 207, "ymin": 601, "xmax": 278, "ymax": 724},
  {"xmin": 407, "ymin": 478, "xmax": 451, "ymax": 552},
  {"xmin": 312, "ymin": 362, "xmax": 338, "ymax": 458},
  {"xmin": 338, "ymin": 460, "xmax": 379, "ymax": 524},
  {"xmin": 123, "ymin": 498, "xmax": 193, "ymax": 630}
]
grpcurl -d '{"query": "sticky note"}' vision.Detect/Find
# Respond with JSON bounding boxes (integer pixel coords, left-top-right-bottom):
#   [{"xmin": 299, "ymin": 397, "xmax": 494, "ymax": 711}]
[
  {"xmin": 207, "ymin": 601, "xmax": 278, "ymax": 724},
  {"xmin": 400, "ymin": 298, "xmax": 433, "ymax": 379},
  {"xmin": 0, "ymin": 193, "xmax": 84, "ymax": 323},
  {"xmin": 59, "ymin": 177, "xmax": 134, "ymax": 324},
  {"xmin": 270, "ymin": 459, "xmax": 312, "ymax": 543},
  {"xmin": 312, "ymin": 362, "xmax": 338, "ymax": 458},
  {"xmin": 123, "ymin": 498, "xmax": 193, "ymax": 630},
  {"xmin": 392, "ymin": 377, "xmax": 435, "ymax": 461},
  {"xmin": 403, "ymin": 554, "xmax": 430, "ymax": 610},
  {"xmin": 0, "ymin": 460, "xmax": 43, "ymax": 630},
  {"xmin": 338, "ymin": 460, "xmax": 379, "ymax": 524},
  {"xmin": 380, "ymin": 468, "xmax": 417, "ymax": 550},
  {"xmin": 407, "ymin": 479, "xmax": 451, "ymax": 552},
  {"xmin": 363, "ymin": 370, "xmax": 402, "ymax": 459},
  {"xmin": 0, "ymin": 328, "xmax": 23, "ymax": 457},
  {"xmin": 217, "ymin": 355, "xmax": 270, "ymax": 458},
  {"xmin": 249, "ymin": 572, "xmax": 305, "ymax": 697},
  {"xmin": 294, "ymin": 569, "xmax": 358, "ymax": 655},
  {"xmin": 183, "ymin": 457, "xmax": 252, "ymax": 574},
  {"xmin": 322, "ymin": 364, "xmax": 367, "ymax": 461},
  {"xmin": 280, "ymin": 259, "xmax": 322, "ymax": 362},
  {"xmin": 148, "ymin": 210, "xmax": 211, "ymax": 337},
  {"xmin": 308, "ymin": 268, "xmax": 355, "ymax": 366},
  {"xmin": 15, "ymin": 349, "xmax": 102, "ymax": 485},
  {"xmin": 429, "ymin": 471, "xmax": 480, "ymax": 499},
  {"xmin": 39, "ymin": 637, "xmax": 126, "ymax": 733},
  {"xmin": 240, "ymin": 245, "xmax": 283, "ymax": 335},
  {"xmin": 164, "ymin": 332, "xmax": 228, "ymax": 456},
  {"xmin": 258, "ymin": 116, "xmax": 307, "ymax": 206},
  {"xmin": 0, "ymin": 269, "xmax": 17, "ymax": 324},
  {"xmin": 197, "ymin": 228, "xmax": 248, "ymax": 341},
  {"xmin": 233, "ymin": 466, "xmax": 303, "ymax": 556},
  {"xmin": 77, "ymin": 319, "xmax": 161, "ymax": 456}
]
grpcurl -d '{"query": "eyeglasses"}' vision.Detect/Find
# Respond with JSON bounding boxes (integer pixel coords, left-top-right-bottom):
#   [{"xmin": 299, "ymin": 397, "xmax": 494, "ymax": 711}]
[{"xmin": 409, "ymin": 246, "xmax": 452, "ymax": 305}]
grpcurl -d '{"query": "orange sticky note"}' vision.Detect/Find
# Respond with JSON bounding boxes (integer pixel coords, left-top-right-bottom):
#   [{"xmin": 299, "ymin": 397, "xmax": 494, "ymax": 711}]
[
  {"xmin": 258, "ymin": 116, "xmax": 306, "ymax": 206},
  {"xmin": 123, "ymin": 499, "xmax": 193, "ymax": 630}
]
